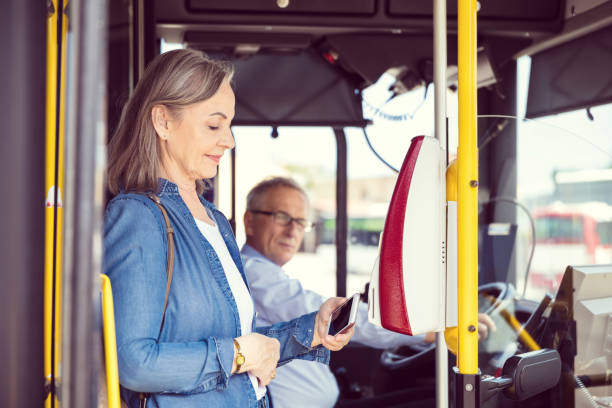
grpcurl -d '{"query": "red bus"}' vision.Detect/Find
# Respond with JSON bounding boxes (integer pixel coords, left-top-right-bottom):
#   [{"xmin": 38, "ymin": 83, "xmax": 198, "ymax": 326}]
[{"xmin": 530, "ymin": 202, "xmax": 612, "ymax": 291}]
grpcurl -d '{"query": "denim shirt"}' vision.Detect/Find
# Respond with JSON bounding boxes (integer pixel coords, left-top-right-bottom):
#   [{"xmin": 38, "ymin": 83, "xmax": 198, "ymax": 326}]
[{"xmin": 103, "ymin": 179, "xmax": 329, "ymax": 408}]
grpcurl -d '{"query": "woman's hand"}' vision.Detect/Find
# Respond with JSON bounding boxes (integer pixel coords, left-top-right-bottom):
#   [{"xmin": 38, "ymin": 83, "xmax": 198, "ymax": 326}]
[
  {"xmin": 233, "ymin": 333, "xmax": 280, "ymax": 386},
  {"xmin": 312, "ymin": 297, "xmax": 355, "ymax": 351}
]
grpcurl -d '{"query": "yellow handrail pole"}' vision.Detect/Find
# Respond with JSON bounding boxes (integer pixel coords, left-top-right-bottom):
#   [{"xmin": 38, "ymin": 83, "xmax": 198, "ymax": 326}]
[
  {"xmin": 55, "ymin": 0, "xmax": 69, "ymax": 392},
  {"xmin": 482, "ymin": 295, "xmax": 541, "ymax": 352},
  {"xmin": 457, "ymin": 0, "xmax": 479, "ymax": 376},
  {"xmin": 44, "ymin": 1, "xmax": 59, "ymax": 406},
  {"xmin": 101, "ymin": 274, "xmax": 122, "ymax": 408},
  {"xmin": 44, "ymin": 2, "xmax": 68, "ymax": 406},
  {"xmin": 499, "ymin": 309, "xmax": 541, "ymax": 351}
]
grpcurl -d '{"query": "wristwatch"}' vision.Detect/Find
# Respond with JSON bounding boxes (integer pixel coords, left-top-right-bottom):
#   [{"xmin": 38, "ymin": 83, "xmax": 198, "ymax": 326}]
[{"xmin": 233, "ymin": 339, "xmax": 245, "ymax": 372}]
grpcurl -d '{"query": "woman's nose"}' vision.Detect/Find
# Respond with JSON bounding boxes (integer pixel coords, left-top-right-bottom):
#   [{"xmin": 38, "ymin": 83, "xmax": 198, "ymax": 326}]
[{"xmin": 220, "ymin": 128, "xmax": 235, "ymax": 150}]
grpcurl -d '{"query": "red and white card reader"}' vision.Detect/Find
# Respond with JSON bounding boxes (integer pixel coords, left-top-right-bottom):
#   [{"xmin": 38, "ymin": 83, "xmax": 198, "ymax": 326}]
[{"xmin": 368, "ymin": 135, "xmax": 456, "ymax": 335}]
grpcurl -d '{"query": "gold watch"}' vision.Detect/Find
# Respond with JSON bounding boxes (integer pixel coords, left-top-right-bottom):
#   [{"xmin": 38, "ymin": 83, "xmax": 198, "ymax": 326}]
[{"xmin": 233, "ymin": 339, "xmax": 245, "ymax": 372}]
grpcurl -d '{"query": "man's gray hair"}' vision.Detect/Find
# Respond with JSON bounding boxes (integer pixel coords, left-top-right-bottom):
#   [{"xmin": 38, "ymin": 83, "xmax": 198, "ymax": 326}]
[{"xmin": 246, "ymin": 177, "xmax": 309, "ymax": 210}]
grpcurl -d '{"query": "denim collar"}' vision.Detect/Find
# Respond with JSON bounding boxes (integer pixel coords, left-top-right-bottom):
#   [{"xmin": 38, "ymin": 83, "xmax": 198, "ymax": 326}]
[
  {"xmin": 157, "ymin": 178, "xmax": 180, "ymax": 196},
  {"xmin": 157, "ymin": 178, "xmax": 217, "ymax": 212}
]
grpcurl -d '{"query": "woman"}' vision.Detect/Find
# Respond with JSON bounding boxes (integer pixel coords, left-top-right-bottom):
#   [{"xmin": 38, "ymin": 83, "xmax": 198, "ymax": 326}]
[{"xmin": 104, "ymin": 49, "xmax": 354, "ymax": 407}]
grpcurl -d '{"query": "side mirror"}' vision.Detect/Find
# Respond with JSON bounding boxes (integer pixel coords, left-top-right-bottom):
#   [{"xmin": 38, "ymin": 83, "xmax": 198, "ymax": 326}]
[{"xmin": 502, "ymin": 348, "xmax": 562, "ymax": 401}]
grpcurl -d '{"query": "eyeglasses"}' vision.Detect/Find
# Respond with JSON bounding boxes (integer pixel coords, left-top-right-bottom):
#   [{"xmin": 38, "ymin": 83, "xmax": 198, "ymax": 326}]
[{"xmin": 249, "ymin": 210, "xmax": 314, "ymax": 232}]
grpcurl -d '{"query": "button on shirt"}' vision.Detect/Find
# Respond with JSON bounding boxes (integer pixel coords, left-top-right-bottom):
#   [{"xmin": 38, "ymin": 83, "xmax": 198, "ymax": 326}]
[{"xmin": 241, "ymin": 244, "xmax": 425, "ymax": 408}]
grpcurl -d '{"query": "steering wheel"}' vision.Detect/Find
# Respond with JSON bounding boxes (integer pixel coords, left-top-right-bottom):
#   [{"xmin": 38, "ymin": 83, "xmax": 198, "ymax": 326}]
[{"xmin": 380, "ymin": 282, "xmax": 515, "ymax": 371}]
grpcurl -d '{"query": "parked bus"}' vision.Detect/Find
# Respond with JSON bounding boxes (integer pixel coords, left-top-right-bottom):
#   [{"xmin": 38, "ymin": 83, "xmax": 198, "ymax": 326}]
[{"xmin": 530, "ymin": 201, "xmax": 612, "ymax": 291}]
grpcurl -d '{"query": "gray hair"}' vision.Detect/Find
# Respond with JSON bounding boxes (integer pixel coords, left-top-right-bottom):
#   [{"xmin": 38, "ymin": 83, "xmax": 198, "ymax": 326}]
[
  {"xmin": 246, "ymin": 177, "xmax": 309, "ymax": 210},
  {"xmin": 106, "ymin": 49, "xmax": 234, "ymax": 195}
]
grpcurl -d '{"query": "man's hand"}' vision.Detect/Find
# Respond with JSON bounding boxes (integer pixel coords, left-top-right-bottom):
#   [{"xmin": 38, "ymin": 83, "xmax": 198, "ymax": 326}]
[
  {"xmin": 424, "ymin": 313, "xmax": 497, "ymax": 343},
  {"xmin": 312, "ymin": 297, "xmax": 355, "ymax": 351},
  {"xmin": 477, "ymin": 313, "xmax": 496, "ymax": 340}
]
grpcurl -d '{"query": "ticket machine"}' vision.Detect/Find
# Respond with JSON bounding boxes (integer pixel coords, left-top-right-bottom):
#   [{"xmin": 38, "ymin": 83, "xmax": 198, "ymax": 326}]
[
  {"xmin": 368, "ymin": 135, "xmax": 563, "ymax": 406},
  {"xmin": 368, "ymin": 135, "xmax": 452, "ymax": 335}
]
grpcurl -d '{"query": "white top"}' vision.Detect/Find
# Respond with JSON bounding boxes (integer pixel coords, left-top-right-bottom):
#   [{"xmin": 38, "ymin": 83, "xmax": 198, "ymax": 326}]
[
  {"xmin": 194, "ymin": 219, "xmax": 266, "ymax": 400},
  {"xmin": 241, "ymin": 244, "xmax": 425, "ymax": 408}
]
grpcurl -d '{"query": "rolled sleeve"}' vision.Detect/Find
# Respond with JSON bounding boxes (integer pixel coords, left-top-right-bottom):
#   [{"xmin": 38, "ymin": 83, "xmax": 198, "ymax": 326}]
[
  {"xmin": 213, "ymin": 337, "xmax": 234, "ymax": 390},
  {"xmin": 256, "ymin": 311, "xmax": 330, "ymax": 367}
]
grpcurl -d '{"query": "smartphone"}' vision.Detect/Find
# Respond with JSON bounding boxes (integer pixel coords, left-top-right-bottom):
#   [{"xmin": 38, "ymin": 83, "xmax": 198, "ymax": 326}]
[{"xmin": 327, "ymin": 293, "xmax": 360, "ymax": 336}]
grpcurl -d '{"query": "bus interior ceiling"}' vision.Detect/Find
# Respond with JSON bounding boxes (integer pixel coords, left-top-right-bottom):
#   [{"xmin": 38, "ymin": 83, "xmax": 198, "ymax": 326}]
[{"xmin": 109, "ymin": 0, "xmax": 566, "ymax": 133}]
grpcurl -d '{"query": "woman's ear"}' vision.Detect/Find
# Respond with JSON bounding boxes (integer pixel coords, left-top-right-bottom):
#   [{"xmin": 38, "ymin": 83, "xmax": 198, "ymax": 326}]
[{"xmin": 151, "ymin": 105, "xmax": 170, "ymax": 140}]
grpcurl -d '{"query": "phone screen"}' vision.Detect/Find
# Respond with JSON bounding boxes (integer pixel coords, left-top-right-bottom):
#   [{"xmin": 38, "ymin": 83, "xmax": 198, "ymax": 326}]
[{"xmin": 328, "ymin": 297, "xmax": 354, "ymax": 336}]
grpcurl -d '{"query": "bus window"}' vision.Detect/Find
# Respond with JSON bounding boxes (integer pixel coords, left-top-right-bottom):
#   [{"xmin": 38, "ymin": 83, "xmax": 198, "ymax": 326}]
[
  {"xmin": 343, "ymin": 126, "xmax": 398, "ymax": 298},
  {"xmin": 515, "ymin": 57, "xmax": 612, "ymax": 299},
  {"xmin": 228, "ymin": 126, "xmax": 338, "ymax": 299}
]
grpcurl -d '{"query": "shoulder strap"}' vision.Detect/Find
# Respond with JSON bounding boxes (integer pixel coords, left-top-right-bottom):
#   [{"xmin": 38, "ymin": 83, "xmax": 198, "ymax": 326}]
[{"xmin": 146, "ymin": 193, "xmax": 174, "ymax": 334}]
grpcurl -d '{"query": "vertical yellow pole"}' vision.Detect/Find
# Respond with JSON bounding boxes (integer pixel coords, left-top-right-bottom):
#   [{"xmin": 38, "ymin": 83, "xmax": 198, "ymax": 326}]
[
  {"xmin": 44, "ymin": 2, "xmax": 58, "ymax": 406},
  {"xmin": 55, "ymin": 2, "xmax": 68, "ymax": 403},
  {"xmin": 101, "ymin": 275, "xmax": 122, "ymax": 408},
  {"xmin": 457, "ymin": 0, "xmax": 479, "ymax": 375},
  {"xmin": 44, "ymin": 1, "xmax": 67, "ymax": 406}
]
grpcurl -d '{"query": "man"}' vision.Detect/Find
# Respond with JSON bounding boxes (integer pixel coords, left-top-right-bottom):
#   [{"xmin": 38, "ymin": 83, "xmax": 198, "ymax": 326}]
[{"xmin": 241, "ymin": 177, "xmax": 494, "ymax": 408}]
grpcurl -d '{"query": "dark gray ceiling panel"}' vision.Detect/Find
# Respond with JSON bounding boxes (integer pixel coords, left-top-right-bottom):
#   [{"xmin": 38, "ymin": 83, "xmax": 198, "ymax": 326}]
[
  {"xmin": 216, "ymin": 50, "xmax": 366, "ymax": 126},
  {"xmin": 526, "ymin": 24, "xmax": 612, "ymax": 118}
]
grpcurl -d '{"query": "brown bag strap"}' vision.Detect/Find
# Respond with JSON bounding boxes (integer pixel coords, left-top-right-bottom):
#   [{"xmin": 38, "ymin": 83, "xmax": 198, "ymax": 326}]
[
  {"xmin": 146, "ymin": 193, "xmax": 174, "ymax": 334},
  {"xmin": 135, "ymin": 194, "xmax": 174, "ymax": 407}
]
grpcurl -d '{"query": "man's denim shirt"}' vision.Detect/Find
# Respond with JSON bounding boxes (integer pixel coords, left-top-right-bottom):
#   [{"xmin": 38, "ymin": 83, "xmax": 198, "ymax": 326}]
[{"xmin": 104, "ymin": 179, "xmax": 330, "ymax": 408}]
